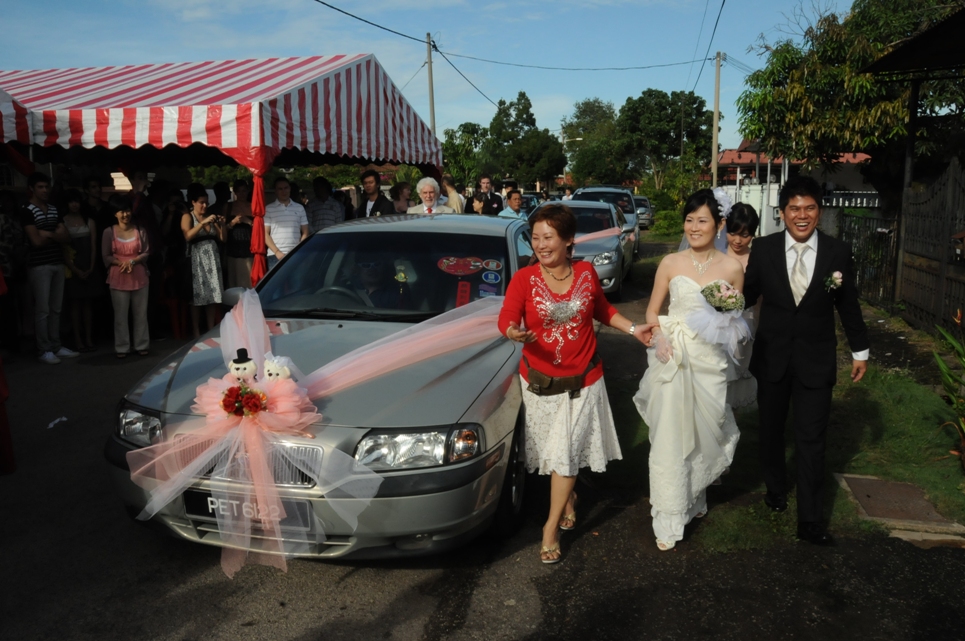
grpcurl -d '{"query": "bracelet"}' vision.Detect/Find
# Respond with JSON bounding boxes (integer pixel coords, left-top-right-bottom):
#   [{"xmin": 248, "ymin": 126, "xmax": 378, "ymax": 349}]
[{"xmin": 628, "ymin": 323, "xmax": 636, "ymax": 336}]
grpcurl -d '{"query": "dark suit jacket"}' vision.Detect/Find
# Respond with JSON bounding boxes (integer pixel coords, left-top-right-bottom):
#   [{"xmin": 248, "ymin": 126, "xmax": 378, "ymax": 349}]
[
  {"xmin": 478, "ymin": 192, "xmax": 503, "ymax": 216},
  {"xmin": 353, "ymin": 194, "xmax": 396, "ymax": 219},
  {"xmin": 744, "ymin": 230, "xmax": 869, "ymax": 388}
]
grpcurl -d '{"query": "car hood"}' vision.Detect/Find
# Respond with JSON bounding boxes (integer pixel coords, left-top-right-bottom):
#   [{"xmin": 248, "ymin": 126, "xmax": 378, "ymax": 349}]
[
  {"xmin": 573, "ymin": 236, "xmax": 620, "ymax": 257},
  {"xmin": 126, "ymin": 318, "xmax": 516, "ymax": 428}
]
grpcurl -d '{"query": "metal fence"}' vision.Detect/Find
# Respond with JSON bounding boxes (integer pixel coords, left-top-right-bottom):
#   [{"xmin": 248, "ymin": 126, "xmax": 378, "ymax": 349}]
[{"xmin": 840, "ymin": 213, "xmax": 898, "ymax": 309}]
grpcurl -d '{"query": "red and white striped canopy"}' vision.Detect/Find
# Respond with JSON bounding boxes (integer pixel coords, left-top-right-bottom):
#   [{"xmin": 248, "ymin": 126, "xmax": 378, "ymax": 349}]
[
  {"xmin": 0, "ymin": 54, "xmax": 441, "ymax": 171},
  {"xmin": 0, "ymin": 88, "xmax": 31, "ymax": 145}
]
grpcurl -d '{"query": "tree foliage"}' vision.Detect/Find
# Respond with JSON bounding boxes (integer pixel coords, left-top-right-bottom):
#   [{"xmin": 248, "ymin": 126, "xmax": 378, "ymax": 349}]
[
  {"xmin": 442, "ymin": 122, "xmax": 488, "ymax": 186},
  {"xmin": 478, "ymin": 92, "xmax": 566, "ymax": 187},
  {"xmin": 561, "ymin": 98, "xmax": 633, "ymax": 186},
  {"xmin": 737, "ymin": 0, "xmax": 965, "ymax": 211},
  {"xmin": 617, "ymin": 89, "xmax": 716, "ymax": 192}
]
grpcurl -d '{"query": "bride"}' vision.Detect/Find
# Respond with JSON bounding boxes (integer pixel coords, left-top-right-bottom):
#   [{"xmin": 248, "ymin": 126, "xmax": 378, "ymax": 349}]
[{"xmin": 634, "ymin": 189, "xmax": 746, "ymax": 551}]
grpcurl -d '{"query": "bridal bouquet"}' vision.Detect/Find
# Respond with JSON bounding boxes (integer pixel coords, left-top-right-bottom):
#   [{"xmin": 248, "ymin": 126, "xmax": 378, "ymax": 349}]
[
  {"xmin": 687, "ymin": 281, "xmax": 751, "ymax": 363},
  {"xmin": 700, "ymin": 281, "xmax": 745, "ymax": 313}
]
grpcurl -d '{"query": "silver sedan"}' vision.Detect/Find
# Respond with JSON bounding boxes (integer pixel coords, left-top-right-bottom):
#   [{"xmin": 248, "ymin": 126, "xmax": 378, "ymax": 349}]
[{"xmin": 105, "ymin": 215, "xmax": 531, "ymax": 559}]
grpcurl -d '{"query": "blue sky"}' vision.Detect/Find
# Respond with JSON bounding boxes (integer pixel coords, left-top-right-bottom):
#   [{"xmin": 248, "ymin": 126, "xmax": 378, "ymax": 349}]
[{"xmin": 3, "ymin": 0, "xmax": 852, "ymax": 151}]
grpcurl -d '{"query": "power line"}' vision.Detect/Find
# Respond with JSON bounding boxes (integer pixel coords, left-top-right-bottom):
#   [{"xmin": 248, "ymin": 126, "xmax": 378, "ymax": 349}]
[
  {"xmin": 438, "ymin": 52, "xmax": 711, "ymax": 73},
  {"xmin": 692, "ymin": 0, "xmax": 727, "ymax": 91},
  {"xmin": 400, "ymin": 61, "xmax": 426, "ymax": 91},
  {"xmin": 310, "ymin": 1, "xmax": 713, "ymax": 74},
  {"xmin": 433, "ymin": 47, "xmax": 499, "ymax": 108},
  {"xmin": 685, "ymin": 0, "xmax": 712, "ymax": 89},
  {"xmin": 309, "ymin": 0, "xmax": 424, "ymax": 43}
]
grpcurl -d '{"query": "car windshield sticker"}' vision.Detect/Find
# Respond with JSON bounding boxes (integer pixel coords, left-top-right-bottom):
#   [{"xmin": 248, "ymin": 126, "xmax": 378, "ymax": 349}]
[
  {"xmin": 438, "ymin": 256, "xmax": 483, "ymax": 276},
  {"xmin": 481, "ymin": 271, "xmax": 501, "ymax": 284},
  {"xmin": 479, "ymin": 284, "xmax": 498, "ymax": 298},
  {"xmin": 481, "ymin": 259, "xmax": 503, "ymax": 271},
  {"xmin": 456, "ymin": 281, "xmax": 472, "ymax": 307}
]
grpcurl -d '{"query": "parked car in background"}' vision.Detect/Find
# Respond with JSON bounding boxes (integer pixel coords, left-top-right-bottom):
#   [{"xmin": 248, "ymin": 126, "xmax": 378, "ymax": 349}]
[
  {"xmin": 106, "ymin": 215, "xmax": 533, "ymax": 559},
  {"xmin": 633, "ymin": 196, "xmax": 653, "ymax": 230},
  {"xmin": 520, "ymin": 193, "xmax": 540, "ymax": 214},
  {"xmin": 531, "ymin": 200, "xmax": 634, "ymax": 299},
  {"xmin": 572, "ymin": 186, "xmax": 639, "ymax": 254}
]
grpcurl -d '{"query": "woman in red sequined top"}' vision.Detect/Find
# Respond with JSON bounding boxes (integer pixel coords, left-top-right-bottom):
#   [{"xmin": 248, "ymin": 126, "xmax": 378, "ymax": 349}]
[{"xmin": 498, "ymin": 204, "xmax": 653, "ymax": 563}]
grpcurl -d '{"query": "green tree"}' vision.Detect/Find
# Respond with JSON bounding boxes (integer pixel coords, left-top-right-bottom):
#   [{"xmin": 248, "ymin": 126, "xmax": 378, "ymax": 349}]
[
  {"xmin": 442, "ymin": 122, "xmax": 488, "ymax": 186},
  {"xmin": 737, "ymin": 0, "xmax": 965, "ymax": 212},
  {"xmin": 617, "ymin": 89, "xmax": 716, "ymax": 191},
  {"xmin": 479, "ymin": 92, "xmax": 566, "ymax": 188},
  {"xmin": 561, "ymin": 98, "xmax": 632, "ymax": 186}
]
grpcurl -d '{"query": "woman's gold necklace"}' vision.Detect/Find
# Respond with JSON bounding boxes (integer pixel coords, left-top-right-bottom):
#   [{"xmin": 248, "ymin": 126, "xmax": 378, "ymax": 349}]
[
  {"xmin": 542, "ymin": 261, "xmax": 572, "ymax": 282},
  {"xmin": 690, "ymin": 249, "xmax": 715, "ymax": 276}
]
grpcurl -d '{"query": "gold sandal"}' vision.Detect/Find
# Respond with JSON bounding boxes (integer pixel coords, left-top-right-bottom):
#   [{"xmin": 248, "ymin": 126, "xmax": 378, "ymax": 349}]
[
  {"xmin": 559, "ymin": 492, "xmax": 578, "ymax": 531},
  {"xmin": 540, "ymin": 542, "xmax": 562, "ymax": 564}
]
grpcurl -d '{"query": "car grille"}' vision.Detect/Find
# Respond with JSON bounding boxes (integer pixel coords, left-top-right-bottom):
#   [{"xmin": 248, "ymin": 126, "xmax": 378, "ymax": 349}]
[{"xmin": 173, "ymin": 436, "xmax": 321, "ymax": 487}]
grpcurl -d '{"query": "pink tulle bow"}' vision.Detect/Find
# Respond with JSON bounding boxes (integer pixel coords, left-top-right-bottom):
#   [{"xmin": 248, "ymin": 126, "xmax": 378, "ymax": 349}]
[{"xmin": 573, "ymin": 227, "xmax": 622, "ymax": 245}]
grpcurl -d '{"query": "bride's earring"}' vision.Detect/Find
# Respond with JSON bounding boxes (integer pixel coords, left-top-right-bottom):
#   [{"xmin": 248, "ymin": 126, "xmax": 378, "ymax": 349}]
[{"xmin": 717, "ymin": 228, "xmax": 721, "ymax": 239}]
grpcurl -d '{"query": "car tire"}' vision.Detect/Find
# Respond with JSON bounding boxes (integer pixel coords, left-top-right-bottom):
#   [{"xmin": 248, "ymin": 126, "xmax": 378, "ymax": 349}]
[{"xmin": 490, "ymin": 412, "xmax": 527, "ymax": 540}]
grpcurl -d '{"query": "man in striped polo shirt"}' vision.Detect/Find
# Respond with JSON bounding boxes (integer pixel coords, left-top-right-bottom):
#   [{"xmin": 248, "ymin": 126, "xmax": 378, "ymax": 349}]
[
  {"xmin": 264, "ymin": 176, "xmax": 309, "ymax": 271},
  {"xmin": 20, "ymin": 173, "xmax": 78, "ymax": 364}
]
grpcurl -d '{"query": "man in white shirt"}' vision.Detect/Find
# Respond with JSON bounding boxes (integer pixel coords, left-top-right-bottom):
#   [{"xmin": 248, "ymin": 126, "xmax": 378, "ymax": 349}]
[
  {"xmin": 407, "ymin": 177, "xmax": 454, "ymax": 214},
  {"xmin": 497, "ymin": 190, "xmax": 526, "ymax": 219},
  {"xmin": 264, "ymin": 176, "xmax": 309, "ymax": 269}
]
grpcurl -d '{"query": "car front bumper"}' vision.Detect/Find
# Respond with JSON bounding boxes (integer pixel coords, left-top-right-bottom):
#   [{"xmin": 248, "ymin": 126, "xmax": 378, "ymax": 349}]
[{"xmin": 105, "ymin": 433, "xmax": 509, "ymax": 559}]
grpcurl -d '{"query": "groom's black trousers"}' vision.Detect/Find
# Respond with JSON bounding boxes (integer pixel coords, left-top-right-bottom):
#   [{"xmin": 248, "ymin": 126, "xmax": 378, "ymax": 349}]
[{"xmin": 756, "ymin": 363, "xmax": 833, "ymax": 523}]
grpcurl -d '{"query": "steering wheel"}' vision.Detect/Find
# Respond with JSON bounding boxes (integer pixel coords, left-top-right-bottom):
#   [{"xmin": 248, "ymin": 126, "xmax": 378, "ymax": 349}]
[{"xmin": 315, "ymin": 286, "xmax": 367, "ymax": 305}]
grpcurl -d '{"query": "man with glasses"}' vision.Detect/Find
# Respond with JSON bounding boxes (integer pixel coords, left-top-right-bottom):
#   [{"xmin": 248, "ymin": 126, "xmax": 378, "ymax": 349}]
[{"xmin": 407, "ymin": 178, "xmax": 453, "ymax": 215}]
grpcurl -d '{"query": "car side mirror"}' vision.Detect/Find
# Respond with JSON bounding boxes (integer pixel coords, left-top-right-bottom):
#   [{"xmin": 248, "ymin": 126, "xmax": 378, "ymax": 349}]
[{"xmin": 222, "ymin": 287, "xmax": 247, "ymax": 308}]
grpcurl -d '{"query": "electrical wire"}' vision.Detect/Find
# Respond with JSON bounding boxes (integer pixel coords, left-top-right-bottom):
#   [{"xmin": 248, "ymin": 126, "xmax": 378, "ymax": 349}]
[
  {"xmin": 437, "ymin": 52, "xmax": 711, "ymax": 72},
  {"xmin": 433, "ymin": 47, "xmax": 499, "ymax": 108},
  {"xmin": 310, "ymin": 0, "xmax": 713, "ymax": 73},
  {"xmin": 400, "ymin": 61, "xmax": 426, "ymax": 91},
  {"xmin": 692, "ymin": 0, "xmax": 727, "ymax": 91},
  {"xmin": 309, "ymin": 0, "xmax": 424, "ymax": 43},
  {"xmin": 685, "ymin": 0, "xmax": 712, "ymax": 89}
]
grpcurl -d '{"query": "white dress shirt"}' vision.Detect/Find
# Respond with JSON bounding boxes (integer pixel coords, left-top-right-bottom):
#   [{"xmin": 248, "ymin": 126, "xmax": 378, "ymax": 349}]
[{"xmin": 784, "ymin": 231, "xmax": 868, "ymax": 361}]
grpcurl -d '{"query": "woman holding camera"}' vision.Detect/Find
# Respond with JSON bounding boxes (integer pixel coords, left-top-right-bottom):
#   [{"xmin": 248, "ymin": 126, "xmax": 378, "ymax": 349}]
[{"xmin": 181, "ymin": 183, "xmax": 225, "ymax": 338}]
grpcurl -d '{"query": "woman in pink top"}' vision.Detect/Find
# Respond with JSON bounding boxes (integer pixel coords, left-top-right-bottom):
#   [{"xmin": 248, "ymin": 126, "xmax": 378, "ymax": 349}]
[{"xmin": 102, "ymin": 197, "xmax": 150, "ymax": 358}]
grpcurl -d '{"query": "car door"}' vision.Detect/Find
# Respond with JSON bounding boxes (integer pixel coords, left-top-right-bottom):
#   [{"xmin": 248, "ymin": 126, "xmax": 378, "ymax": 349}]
[
  {"xmin": 511, "ymin": 224, "xmax": 534, "ymax": 274},
  {"xmin": 614, "ymin": 208, "xmax": 632, "ymax": 274}
]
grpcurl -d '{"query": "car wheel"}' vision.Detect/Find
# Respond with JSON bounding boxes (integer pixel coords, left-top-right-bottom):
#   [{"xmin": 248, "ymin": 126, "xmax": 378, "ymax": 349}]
[{"xmin": 491, "ymin": 412, "xmax": 526, "ymax": 540}]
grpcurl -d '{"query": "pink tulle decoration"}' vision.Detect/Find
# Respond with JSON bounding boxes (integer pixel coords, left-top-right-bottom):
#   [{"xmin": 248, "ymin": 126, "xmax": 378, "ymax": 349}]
[
  {"xmin": 573, "ymin": 227, "xmax": 622, "ymax": 245},
  {"xmin": 302, "ymin": 296, "xmax": 504, "ymax": 399}
]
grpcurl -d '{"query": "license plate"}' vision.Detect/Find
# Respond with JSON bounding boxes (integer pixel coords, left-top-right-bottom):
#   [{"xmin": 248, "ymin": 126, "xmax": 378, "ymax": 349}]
[{"xmin": 183, "ymin": 490, "xmax": 313, "ymax": 532}]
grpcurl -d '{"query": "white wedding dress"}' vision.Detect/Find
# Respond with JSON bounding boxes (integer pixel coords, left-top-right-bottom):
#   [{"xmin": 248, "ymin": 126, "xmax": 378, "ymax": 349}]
[{"xmin": 634, "ymin": 276, "xmax": 741, "ymax": 546}]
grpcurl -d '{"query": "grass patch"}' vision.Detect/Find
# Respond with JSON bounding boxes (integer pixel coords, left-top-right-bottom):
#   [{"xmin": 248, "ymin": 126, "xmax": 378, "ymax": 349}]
[
  {"xmin": 601, "ymin": 358, "xmax": 965, "ymax": 553},
  {"xmin": 641, "ymin": 232, "xmax": 682, "ymax": 244}
]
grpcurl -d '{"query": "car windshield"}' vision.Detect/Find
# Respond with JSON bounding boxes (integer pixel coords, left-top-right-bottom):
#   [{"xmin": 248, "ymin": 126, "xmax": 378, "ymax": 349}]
[
  {"xmin": 566, "ymin": 205, "xmax": 615, "ymax": 234},
  {"xmin": 258, "ymin": 231, "xmax": 509, "ymax": 318},
  {"xmin": 573, "ymin": 191, "xmax": 633, "ymax": 214},
  {"xmin": 634, "ymin": 197, "xmax": 650, "ymax": 210}
]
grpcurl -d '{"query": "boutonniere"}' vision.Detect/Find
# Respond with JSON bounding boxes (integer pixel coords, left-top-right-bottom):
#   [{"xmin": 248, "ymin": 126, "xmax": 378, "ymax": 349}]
[{"xmin": 825, "ymin": 270, "xmax": 843, "ymax": 292}]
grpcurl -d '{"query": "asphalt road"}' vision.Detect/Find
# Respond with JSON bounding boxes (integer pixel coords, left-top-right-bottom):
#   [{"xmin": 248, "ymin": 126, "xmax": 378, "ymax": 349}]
[{"xmin": 1, "ymin": 270, "xmax": 963, "ymax": 641}]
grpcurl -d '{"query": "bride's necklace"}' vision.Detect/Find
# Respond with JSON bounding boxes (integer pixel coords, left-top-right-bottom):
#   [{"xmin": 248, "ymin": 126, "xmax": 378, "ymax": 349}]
[
  {"xmin": 542, "ymin": 261, "xmax": 572, "ymax": 282},
  {"xmin": 690, "ymin": 249, "xmax": 715, "ymax": 276}
]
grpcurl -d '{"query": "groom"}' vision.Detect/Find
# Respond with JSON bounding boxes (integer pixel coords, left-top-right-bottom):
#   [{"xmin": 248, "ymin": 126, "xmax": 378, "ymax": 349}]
[{"xmin": 743, "ymin": 176, "xmax": 869, "ymax": 546}]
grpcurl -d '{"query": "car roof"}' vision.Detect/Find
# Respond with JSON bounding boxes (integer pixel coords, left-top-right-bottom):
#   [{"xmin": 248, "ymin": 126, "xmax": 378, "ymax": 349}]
[
  {"xmin": 576, "ymin": 186, "xmax": 633, "ymax": 194},
  {"xmin": 545, "ymin": 200, "xmax": 613, "ymax": 210},
  {"xmin": 321, "ymin": 213, "xmax": 522, "ymax": 237}
]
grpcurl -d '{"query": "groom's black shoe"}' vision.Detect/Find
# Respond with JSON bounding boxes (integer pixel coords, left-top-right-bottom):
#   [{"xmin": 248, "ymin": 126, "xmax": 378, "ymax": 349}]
[
  {"xmin": 763, "ymin": 492, "xmax": 787, "ymax": 513},
  {"xmin": 797, "ymin": 522, "xmax": 834, "ymax": 546}
]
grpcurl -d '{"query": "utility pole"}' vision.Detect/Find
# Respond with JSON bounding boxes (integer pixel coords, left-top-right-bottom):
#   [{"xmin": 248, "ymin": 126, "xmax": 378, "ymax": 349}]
[
  {"xmin": 426, "ymin": 33, "xmax": 436, "ymax": 137},
  {"xmin": 711, "ymin": 51, "xmax": 721, "ymax": 187}
]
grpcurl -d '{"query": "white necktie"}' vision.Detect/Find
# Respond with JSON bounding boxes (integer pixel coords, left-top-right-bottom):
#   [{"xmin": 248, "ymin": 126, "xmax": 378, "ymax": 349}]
[{"xmin": 791, "ymin": 243, "xmax": 810, "ymax": 305}]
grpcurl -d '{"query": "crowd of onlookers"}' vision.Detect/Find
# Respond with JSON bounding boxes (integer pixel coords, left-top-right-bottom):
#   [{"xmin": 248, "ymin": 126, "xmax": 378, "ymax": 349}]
[{"xmin": 0, "ymin": 167, "xmax": 555, "ymax": 363}]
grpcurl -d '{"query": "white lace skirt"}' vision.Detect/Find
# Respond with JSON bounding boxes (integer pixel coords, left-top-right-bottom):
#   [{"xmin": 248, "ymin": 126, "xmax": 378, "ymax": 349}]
[{"xmin": 521, "ymin": 375, "xmax": 623, "ymax": 476}]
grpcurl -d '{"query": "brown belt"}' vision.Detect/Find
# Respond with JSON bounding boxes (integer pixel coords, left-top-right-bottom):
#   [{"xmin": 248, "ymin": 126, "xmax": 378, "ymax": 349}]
[{"xmin": 523, "ymin": 354, "xmax": 602, "ymax": 399}]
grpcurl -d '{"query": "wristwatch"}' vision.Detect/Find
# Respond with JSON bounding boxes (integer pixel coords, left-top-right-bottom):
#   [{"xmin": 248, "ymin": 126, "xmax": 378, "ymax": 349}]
[{"xmin": 628, "ymin": 323, "xmax": 637, "ymax": 336}]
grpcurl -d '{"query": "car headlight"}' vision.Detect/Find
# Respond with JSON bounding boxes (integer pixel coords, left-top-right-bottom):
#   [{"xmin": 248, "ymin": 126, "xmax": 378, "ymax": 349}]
[
  {"xmin": 593, "ymin": 251, "xmax": 617, "ymax": 266},
  {"xmin": 117, "ymin": 404, "xmax": 162, "ymax": 447},
  {"xmin": 354, "ymin": 424, "xmax": 484, "ymax": 471}
]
